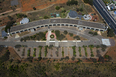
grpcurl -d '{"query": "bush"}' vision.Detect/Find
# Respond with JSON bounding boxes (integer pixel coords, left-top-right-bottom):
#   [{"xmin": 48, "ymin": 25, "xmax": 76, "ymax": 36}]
[
  {"xmin": 15, "ymin": 44, "xmax": 21, "ymax": 48},
  {"xmin": 101, "ymin": 44, "xmax": 107, "ymax": 51},
  {"xmin": 54, "ymin": 63, "xmax": 60, "ymax": 71},
  {"xmin": 55, "ymin": 6, "xmax": 60, "ymax": 10},
  {"xmin": 93, "ymin": 32, "xmax": 98, "ymax": 36},
  {"xmin": 27, "ymin": 49, "xmax": 30, "ymax": 56},
  {"xmin": 73, "ymin": 36, "xmax": 80, "ymax": 40},
  {"xmin": 61, "ymin": 10, "xmax": 66, "ymax": 13},
  {"xmin": 63, "ymin": 30, "xmax": 68, "ymax": 35},
  {"xmin": 69, "ymin": 33, "xmax": 73, "ymax": 37},
  {"xmin": 50, "ymin": 34, "xmax": 54, "ymax": 38},
  {"xmin": 58, "ymin": 34, "xmax": 65, "ymax": 40},
  {"xmin": 80, "ymin": 8, "xmax": 83, "ymax": 12},
  {"xmin": 16, "ymin": 13, "xmax": 27, "ymax": 18},
  {"xmin": 44, "ymin": 16, "xmax": 49, "ymax": 19},
  {"xmin": 62, "ymin": 51, "xmax": 64, "ymax": 57}
]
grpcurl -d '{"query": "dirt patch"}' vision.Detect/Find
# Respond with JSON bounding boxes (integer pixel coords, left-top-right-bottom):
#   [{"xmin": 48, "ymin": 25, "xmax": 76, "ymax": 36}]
[
  {"xmin": 0, "ymin": 47, "xmax": 7, "ymax": 57},
  {"xmin": 106, "ymin": 38, "xmax": 116, "ymax": 62},
  {"xmin": 8, "ymin": 47, "xmax": 21, "ymax": 60},
  {"xmin": 21, "ymin": 0, "xmax": 68, "ymax": 12}
]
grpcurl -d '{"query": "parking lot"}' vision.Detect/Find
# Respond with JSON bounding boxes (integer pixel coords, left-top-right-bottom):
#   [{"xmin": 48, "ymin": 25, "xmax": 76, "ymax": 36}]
[{"xmin": 14, "ymin": 46, "xmax": 107, "ymax": 59}]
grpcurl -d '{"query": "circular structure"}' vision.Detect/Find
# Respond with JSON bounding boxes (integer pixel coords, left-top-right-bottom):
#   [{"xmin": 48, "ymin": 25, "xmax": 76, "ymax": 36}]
[
  {"xmin": 69, "ymin": 10, "xmax": 78, "ymax": 19},
  {"xmin": 20, "ymin": 18, "xmax": 29, "ymax": 24},
  {"xmin": 50, "ymin": 34, "xmax": 54, "ymax": 38}
]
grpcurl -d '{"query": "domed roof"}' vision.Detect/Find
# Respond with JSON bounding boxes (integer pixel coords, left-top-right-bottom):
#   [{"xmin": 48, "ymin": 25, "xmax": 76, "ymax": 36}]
[
  {"xmin": 20, "ymin": 18, "xmax": 29, "ymax": 24},
  {"xmin": 69, "ymin": 10, "xmax": 78, "ymax": 18}
]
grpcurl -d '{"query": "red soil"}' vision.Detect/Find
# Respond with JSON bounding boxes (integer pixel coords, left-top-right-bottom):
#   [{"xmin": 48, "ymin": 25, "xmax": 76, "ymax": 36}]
[{"xmin": 21, "ymin": 0, "xmax": 68, "ymax": 12}]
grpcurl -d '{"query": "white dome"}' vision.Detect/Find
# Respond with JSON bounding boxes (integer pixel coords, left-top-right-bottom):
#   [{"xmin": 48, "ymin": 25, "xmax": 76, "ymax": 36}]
[{"xmin": 20, "ymin": 18, "xmax": 29, "ymax": 24}]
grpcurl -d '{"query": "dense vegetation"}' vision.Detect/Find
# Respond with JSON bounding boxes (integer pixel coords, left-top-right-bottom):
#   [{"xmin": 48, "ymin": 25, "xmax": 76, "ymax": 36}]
[
  {"xmin": 83, "ymin": 0, "xmax": 93, "ymax": 5},
  {"xmin": 5, "ymin": 21, "xmax": 15, "ymax": 32},
  {"xmin": 107, "ymin": 28, "xmax": 115, "ymax": 37},
  {"xmin": 20, "ymin": 32, "xmax": 47, "ymax": 42},
  {"xmin": 66, "ymin": 0, "xmax": 78, "ymax": 6}
]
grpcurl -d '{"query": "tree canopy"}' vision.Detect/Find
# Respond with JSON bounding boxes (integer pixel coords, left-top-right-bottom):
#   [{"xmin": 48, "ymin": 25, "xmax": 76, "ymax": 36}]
[
  {"xmin": 107, "ymin": 28, "xmax": 115, "ymax": 37},
  {"xmin": 83, "ymin": 0, "xmax": 93, "ymax": 5},
  {"xmin": 66, "ymin": 0, "xmax": 78, "ymax": 6}
]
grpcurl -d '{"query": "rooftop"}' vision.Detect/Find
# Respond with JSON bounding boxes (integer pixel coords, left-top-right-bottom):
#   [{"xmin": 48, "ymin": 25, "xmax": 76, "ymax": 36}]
[
  {"xmin": 20, "ymin": 18, "xmax": 29, "ymax": 24},
  {"xmin": 102, "ymin": 39, "xmax": 111, "ymax": 46},
  {"xmin": 10, "ymin": 19, "xmax": 106, "ymax": 32},
  {"xmin": 69, "ymin": 10, "xmax": 78, "ymax": 18}
]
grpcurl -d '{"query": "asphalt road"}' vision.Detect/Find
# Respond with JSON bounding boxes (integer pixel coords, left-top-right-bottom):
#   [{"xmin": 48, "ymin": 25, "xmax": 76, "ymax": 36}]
[
  {"xmin": 0, "ymin": 27, "xmax": 102, "ymax": 47},
  {"xmin": 93, "ymin": 0, "xmax": 116, "ymax": 34}
]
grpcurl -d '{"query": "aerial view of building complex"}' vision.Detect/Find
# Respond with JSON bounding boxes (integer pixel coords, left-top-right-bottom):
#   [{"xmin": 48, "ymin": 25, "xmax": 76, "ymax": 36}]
[{"xmin": 0, "ymin": 0, "xmax": 116, "ymax": 77}]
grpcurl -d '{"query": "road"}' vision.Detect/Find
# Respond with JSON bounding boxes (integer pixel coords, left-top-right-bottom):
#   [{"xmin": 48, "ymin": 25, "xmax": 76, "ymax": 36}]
[
  {"xmin": 0, "ymin": 27, "xmax": 103, "ymax": 47},
  {"xmin": 93, "ymin": 0, "xmax": 116, "ymax": 34}
]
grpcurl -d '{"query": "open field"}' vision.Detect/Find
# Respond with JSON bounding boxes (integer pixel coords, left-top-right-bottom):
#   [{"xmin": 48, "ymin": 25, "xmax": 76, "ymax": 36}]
[
  {"xmin": 106, "ymin": 38, "xmax": 116, "ymax": 62},
  {"xmin": 21, "ymin": 0, "xmax": 68, "ymax": 12},
  {"xmin": 0, "ymin": 0, "xmax": 20, "ymax": 13}
]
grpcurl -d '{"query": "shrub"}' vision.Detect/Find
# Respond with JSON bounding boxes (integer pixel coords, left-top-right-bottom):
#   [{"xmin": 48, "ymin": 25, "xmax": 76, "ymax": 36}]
[
  {"xmin": 58, "ymin": 34, "xmax": 65, "ymax": 40},
  {"xmin": 69, "ymin": 33, "xmax": 73, "ymax": 37},
  {"xmin": 55, "ymin": 6, "xmax": 60, "ymax": 10},
  {"xmin": 27, "ymin": 49, "xmax": 30, "ymax": 56},
  {"xmin": 44, "ymin": 16, "xmax": 49, "ymax": 19},
  {"xmin": 54, "ymin": 63, "xmax": 60, "ymax": 71},
  {"xmin": 73, "ymin": 36, "xmax": 80, "ymax": 40},
  {"xmin": 50, "ymin": 34, "xmax": 54, "ymax": 38},
  {"xmin": 16, "ymin": 13, "xmax": 27, "ymax": 18},
  {"xmin": 62, "ymin": 51, "xmax": 64, "ymax": 57},
  {"xmin": 15, "ymin": 44, "xmax": 21, "ymax": 48}
]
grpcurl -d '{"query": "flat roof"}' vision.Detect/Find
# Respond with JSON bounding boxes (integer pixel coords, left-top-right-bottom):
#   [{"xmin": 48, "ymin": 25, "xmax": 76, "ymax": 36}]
[
  {"xmin": 10, "ymin": 19, "xmax": 106, "ymax": 32},
  {"xmin": 102, "ymin": 39, "xmax": 111, "ymax": 46}
]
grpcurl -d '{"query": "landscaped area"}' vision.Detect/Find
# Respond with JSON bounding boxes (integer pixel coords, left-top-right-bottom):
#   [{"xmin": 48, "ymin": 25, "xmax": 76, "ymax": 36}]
[{"xmin": 20, "ymin": 30, "xmax": 87, "ymax": 41}]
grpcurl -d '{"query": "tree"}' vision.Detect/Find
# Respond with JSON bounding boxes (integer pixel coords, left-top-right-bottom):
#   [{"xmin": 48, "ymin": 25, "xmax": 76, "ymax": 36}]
[
  {"xmin": 55, "ymin": 6, "xmax": 60, "ymax": 10},
  {"xmin": 107, "ymin": 28, "xmax": 115, "ymax": 37},
  {"xmin": 33, "ymin": 7, "xmax": 36, "ymax": 10},
  {"xmin": 5, "ymin": 21, "xmax": 15, "ymax": 32},
  {"xmin": 63, "ymin": 30, "xmax": 68, "ymax": 35}
]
